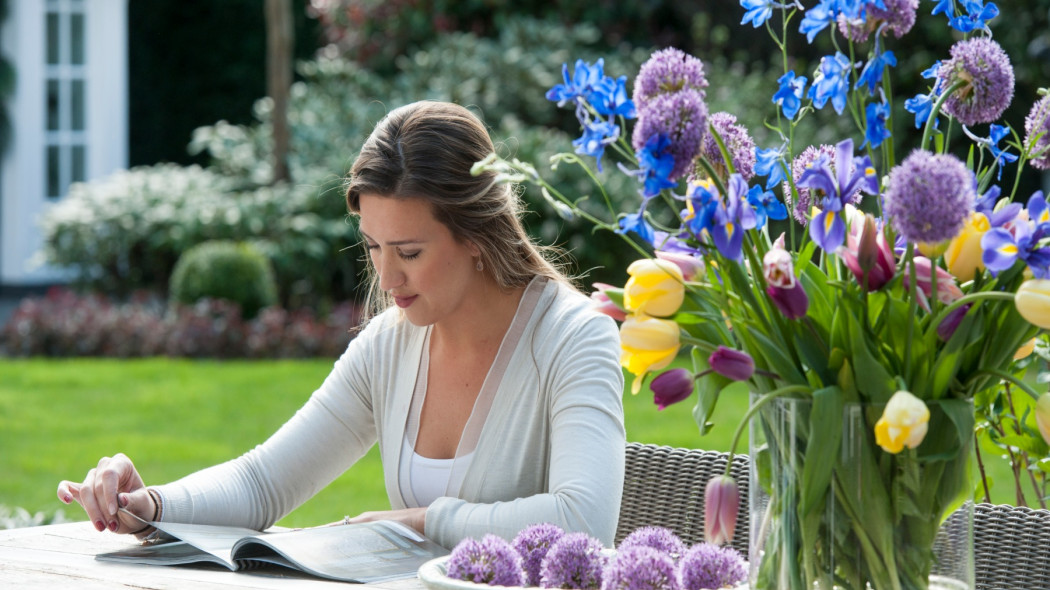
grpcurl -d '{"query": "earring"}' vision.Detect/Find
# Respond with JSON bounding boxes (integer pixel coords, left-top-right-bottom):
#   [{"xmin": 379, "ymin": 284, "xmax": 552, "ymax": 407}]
[{"xmin": 476, "ymin": 258, "xmax": 484, "ymax": 272}]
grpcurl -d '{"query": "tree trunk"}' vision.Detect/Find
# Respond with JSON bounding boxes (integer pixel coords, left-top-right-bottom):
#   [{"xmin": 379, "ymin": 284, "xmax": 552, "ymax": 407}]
[{"xmin": 265, "ymin": 0, "xmax": 293, "ymax": 184}]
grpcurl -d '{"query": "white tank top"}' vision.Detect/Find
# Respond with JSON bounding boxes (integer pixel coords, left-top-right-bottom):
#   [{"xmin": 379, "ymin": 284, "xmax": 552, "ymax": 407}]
[{"xmin": 399, "ymin": 437, "xmax": 474, "ymax": 507}]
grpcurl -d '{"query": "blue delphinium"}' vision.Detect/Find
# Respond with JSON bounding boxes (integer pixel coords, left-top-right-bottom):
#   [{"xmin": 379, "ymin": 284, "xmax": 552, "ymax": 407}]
[
  {"xmin": 948, "ymin": 0, "xmax": 999, "ymax": 33},
  {"xmin": 808, "ymin": 53, "xmax": 854, "ymax": 114},
  {"xmin": 773, "ymin": 71, "xmax": 807, "ymax": 120},
  {"xmin": 446, "ymin": 534, "xmax": 527, "ymax": 587},
  {"xmin": 755, "ymin": 144, "xmax": 789, "ymax": 189},
  {"xmin": 864, "ymin": 93, "xmax": 892, "ymax": 148}
]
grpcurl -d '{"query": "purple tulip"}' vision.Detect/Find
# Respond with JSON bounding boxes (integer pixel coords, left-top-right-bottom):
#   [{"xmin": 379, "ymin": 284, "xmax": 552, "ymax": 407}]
[
  {"xmin": 703, "ymin": 475, "xmax": 739, "ymax": 545},
  {"xmin": 651, "ymin": 368, "xmax": 695, "ymax": 410},
  {"xmin": 937, "ymin": 303, "xmax": 972, "ymax": 342},
  {"xmin": 708, "ymin": 346, "xmax": 754, "ymax": 381},
  {"xmin": 766, "ymin": 282, "xmax": 809, "ymax": 320}
]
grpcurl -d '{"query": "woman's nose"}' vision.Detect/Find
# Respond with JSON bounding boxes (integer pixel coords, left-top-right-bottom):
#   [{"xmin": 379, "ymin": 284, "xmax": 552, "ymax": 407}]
[{"xmin": 378, "ymin": 258, "xmax": 405, "ymax": 292}]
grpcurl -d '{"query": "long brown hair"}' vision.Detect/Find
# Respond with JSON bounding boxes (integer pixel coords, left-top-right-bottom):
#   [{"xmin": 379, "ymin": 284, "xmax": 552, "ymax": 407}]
[{"xmin": 346, "ymin": 101, "xmax": 571, "ymax": 315}]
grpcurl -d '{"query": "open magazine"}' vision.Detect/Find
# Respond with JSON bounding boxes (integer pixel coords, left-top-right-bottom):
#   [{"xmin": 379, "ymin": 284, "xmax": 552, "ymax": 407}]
[{"xmin": 95, "ymin": 509, "xmax": 449, "ymax": 583}]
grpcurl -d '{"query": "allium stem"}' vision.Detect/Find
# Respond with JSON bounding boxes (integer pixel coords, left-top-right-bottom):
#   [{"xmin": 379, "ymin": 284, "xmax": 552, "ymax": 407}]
[{"xmin": 921, "ymin": 80, "xmax": 967, "ymax": 151}]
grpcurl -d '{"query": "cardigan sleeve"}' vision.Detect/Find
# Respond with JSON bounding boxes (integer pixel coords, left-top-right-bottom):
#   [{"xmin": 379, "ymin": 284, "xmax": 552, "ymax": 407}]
[
  {"xmin": 424, "ymin": 309, "xmax": 626, "ymax": 547},
  {"xmin": 152, "ymin": 317, "xmax": 384, "ymax": 530}
]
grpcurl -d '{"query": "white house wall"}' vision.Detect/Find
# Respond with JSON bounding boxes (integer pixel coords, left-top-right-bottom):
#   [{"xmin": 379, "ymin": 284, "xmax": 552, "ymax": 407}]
[{"xmin": 0, "ymin": 0, "xmax": 128, "ymax": 287}]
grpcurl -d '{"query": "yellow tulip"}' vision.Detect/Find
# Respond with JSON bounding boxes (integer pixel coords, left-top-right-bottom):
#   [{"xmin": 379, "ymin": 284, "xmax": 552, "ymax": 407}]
[
  {"xmin": 943, "ymin": 212, "xmax": 990, "ymax": 282},
  {"xmin": 918, "ymin": 240, "xmax": 950, "ymax": 259},
  {"xmin": 874, "ymin": 390, "xmax": 930, "ymax": 454},
  {"xmin": 1014, "ymin": 338, "xmax": 1037, "ymax": 360},
  {"xmin": 1016, "ymin": 279, "xmax": 1050, "ymax": 329},
  {"xmin": 620, "ymin": 314, "xmax": 681, "ymax": 394},
  {"xmin": 1036, "ymin": 393, "xmax": 1050, "ymax": 446},
  {"xmin": 623, "ymin": 259, "xmax": 685, "ymax": 317}
]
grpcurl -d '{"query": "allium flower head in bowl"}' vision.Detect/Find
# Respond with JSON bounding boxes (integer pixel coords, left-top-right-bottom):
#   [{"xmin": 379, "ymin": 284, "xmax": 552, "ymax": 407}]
[
  {"xmin": 601, "ymin": 546, "xmax": 679, "ymax": 590},
  {"xmin": 677, "ymin": 543, "xmax": 747, "ymax": 590},
  {"xmin": 513, "ymin": 523, "xmax": 566, "ymax": 586},
  {"xmin": 539, "ymin": 532, "xmax": 608, "ymax": 589},
  {"xmin": 617, "ymin": 526, "xmax": 687, "ymax": 562},
  {"xmin": 446, "ymin": 534, "xmax": 527, "ymax": 587}
]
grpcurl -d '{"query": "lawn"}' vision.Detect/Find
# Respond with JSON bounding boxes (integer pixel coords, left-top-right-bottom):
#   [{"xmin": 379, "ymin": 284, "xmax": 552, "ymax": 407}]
[{"xmin": 0, "ymin": 358, "xmax": 1034, "ymax": 528}]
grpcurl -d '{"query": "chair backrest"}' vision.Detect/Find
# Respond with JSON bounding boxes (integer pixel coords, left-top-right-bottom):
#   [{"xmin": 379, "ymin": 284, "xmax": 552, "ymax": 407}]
[{"xmin": 618, "ymin": 442, "xmax": 1050, "ymax": 590}]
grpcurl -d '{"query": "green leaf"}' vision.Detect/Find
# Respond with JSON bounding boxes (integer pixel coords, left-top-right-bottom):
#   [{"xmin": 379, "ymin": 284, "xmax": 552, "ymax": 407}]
[
  {"xmin": 799, "ymin": 386, "xmax": 844, "ymax": 515},
  {"xmin": 691, "ymin": 347, "xmax": 732, "ymax": 436}
]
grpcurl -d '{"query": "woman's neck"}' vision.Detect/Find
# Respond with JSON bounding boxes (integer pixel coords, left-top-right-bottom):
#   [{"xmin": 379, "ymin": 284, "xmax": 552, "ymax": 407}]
[{"xmin": 430, "ymin": 279, "xmax": 528, "ymax": 355}]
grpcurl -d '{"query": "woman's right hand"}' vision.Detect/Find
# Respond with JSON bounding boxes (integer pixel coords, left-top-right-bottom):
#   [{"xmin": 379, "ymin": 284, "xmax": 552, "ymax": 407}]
[{"xmin": 57, "ymin": 453, "xmax": 156, "ymax": 535}]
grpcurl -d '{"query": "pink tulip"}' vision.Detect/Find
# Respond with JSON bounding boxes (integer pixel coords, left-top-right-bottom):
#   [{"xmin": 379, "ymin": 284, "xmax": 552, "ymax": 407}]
[
  {"xmin": 589, "ymin": 283, "xmax": 627, "ymax": 321},
  {"xmin": 903, "ymin": 256, "xmax": 963, "ymax": 312},
  {"xmin": 655, "ymin": 250, "xmax": 705, "ymax": 281},
  {"xmin": 651, "ymin": 368, "xmax": 695, "ymax": 410},
  {"xmin": 838, "ymin": 213, "xmax": 896, "ymax": 292},
  {"xmin": 704, "ymin": 475, "xmax": 739, "ymax": 545},
  {"xmin": 708, "ymin": 346, "xmax": 755, "ymax": 381}
]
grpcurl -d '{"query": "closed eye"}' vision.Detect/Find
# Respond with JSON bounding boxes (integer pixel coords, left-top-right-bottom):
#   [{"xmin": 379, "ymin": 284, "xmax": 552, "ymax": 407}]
[{"xmin": 399, "ymin": 250, "xmax": 421, "ymax": 260}]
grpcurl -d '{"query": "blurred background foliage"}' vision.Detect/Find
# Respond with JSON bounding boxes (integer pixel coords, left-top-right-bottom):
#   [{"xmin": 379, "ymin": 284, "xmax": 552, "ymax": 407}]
[{"xmin": 41, "ymin": 0, "xmax": 1050, "ymax": 311}]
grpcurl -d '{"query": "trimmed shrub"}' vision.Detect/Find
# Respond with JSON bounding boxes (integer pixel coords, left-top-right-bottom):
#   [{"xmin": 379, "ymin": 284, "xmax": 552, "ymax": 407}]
[{"xmin": 169, "ymin": 240, "xmax": 277, "ymax": 319}]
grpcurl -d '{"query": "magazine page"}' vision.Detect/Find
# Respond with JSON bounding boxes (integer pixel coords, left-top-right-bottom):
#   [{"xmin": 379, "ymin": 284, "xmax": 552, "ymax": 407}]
[
  {"xmin": 95, "ymin": 538, "xmax": 235, "ymax": 569},
  {"xmin": 143, "ymin": 520, "xmax": 269, "ymax": 567},
  {"xmin": 232, "ymin": 520, "xmax": 450, "ymax": 583}
]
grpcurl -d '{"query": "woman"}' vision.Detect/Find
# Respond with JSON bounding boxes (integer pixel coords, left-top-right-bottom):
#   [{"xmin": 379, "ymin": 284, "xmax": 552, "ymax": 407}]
[{"xmin": 57, "ymin": 101, "xmax": 626, "ymax": 548}]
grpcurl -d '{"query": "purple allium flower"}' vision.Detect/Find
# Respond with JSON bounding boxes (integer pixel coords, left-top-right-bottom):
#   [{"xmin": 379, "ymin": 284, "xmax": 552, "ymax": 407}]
[
  {"xmin": 633, "ymin": 48, "xmax": 708, "ymax": 110},
  {"xmin": 601, "ymin": 546, "xmax": 679, "ymax": 590},
  {"xmin": 694, "ymin": 112, "xmax": 756, "ymax": 183},
  {"xmin": 632, "ymin": 90, "xmax": 708, "ymax": 182},
  {"xmin": 677, "ymin": 543, "xmax": 747, "ymax": 590},
  {"xmin": 837, "ymin": 0, "xmax": 918, "ymax": 42},
  {"xmin": 446, "ymin": 534, "xmax": 527, "ymax": 587},
  {"xmin": 1025, "ymin": 95, "xmax": 1050, "ymax": 170},
  {"xmin": 783, "ymin": 145, "xmax": 864, "ymax": 224},
  {"xmin": 936, "ymin": 37, "xmax": 1014, "ymax": 126},
  {"xmin": 513, "ymin": 523, "xmax": 566, "ymax": 586},
  {"xmin": 617, "ymin": 526, "xmax": 687, "ymax": 561},
  {"xmin": 885, "ymin": 150, "xmax": 976, "ymax": 245},
  {"xmin": 540, "ymin": 532, "xmax": 608, "ymax": 589}
]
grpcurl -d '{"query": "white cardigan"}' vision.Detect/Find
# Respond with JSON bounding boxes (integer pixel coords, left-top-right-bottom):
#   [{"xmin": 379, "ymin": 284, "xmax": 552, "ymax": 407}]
[{"xmin": 153, "ymin": 278, "xmax": 626, "ymax": 547}]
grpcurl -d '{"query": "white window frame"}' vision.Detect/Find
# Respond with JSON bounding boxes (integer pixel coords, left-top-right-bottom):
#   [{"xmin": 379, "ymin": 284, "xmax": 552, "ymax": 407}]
[{"xmin": 45, "ymin": 0, "xmax": 89, "ymax": 200}]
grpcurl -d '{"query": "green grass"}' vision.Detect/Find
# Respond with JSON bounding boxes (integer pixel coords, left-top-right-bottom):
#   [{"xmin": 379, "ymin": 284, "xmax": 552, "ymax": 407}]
[{"xmin": 0, "ymin": 358, "xmax": 1036, "ymax": 528}]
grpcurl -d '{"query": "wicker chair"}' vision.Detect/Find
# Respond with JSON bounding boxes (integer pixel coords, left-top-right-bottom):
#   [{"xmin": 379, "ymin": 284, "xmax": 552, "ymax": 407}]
[{"xmin": 618, "ymin": 442, "xmax": 1050, "ymax": 590}]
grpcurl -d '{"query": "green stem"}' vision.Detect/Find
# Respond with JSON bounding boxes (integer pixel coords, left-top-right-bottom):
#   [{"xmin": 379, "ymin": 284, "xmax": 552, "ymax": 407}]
[
  {"xmin": 920, "ymin": 80, "xmax": 967, "ymax": 150},
  {"xmin": 967, "ymin": 368, "xmax": 1041, "ymax": 402},
  {"xmin": 724, "ymin": 384, "xmax": 813, "ymax": 475}
]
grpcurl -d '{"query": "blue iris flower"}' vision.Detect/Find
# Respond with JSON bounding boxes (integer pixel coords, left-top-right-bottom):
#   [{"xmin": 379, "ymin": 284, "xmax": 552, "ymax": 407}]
[
  {"xmin": 796, "ymin": 138, "xmax": 879, "ymax": 252},
  {"xmin": 755, "ymin": 145, "xmax": 789, "ymax": 189},
  {"xmin": 741, "ymin": 0, "xmax": 776, "ymax": 27},
  {"xmin": 746, "ymin": 185, "xmax": 787, "ymax": 230},
  {"xmin": 799, "ymin": 0, "xmax": 838, "ymax": 43},
  {"xmin": 863, "ymin": 96, "xmax": 892, "ymax": 148},
  {"xmin": 773, "ymin": 71, "xmax": 807, "ymax": 119},
  {"xmin": 856, "ymin": 49, "xmax": 896, "ymax": 93},
  {"xmin": 572, "ymin": 119, "xmax": 620, "ymax": 172},
  {"xmin": 986, "ymin": 124, "xmax": 1019, "ymax": 180},
  {"xmin": 808, "ymin": 53, "xmax": 854, "ymax": 114},
  {"xmin": 710, "ymin": 175, "xmax": 759, "ymax": 262},
  {"xmin": 949, "ymin": 0, "xmax": 999, "ymax": 33},
  {"xmin": 981, "ymin": 192, "xmax": 1050, "ymax": 278}
]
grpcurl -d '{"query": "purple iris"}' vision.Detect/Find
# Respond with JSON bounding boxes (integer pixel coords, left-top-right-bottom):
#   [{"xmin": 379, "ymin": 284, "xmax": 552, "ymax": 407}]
[
  {"xmin": 710, "ymin": 174, "xmax": 759, "ymax": 261},
  {"xmin": 796, "ymin": 138, "xmax": 879, "ymax": 252},
  {"xmin": 981, "ymin": 192, "xmax": 1050, "ymax": 278}
]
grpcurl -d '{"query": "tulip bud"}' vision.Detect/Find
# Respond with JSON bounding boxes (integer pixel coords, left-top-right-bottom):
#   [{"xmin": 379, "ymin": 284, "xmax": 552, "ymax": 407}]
[
  {"xmin": 704, "ymin": 475, "xmax": 739, "ymax": 545},
  {"xmin": 620, "ymin": 315, "xmax": 681, "ymax": 394},
  {"xmin": 936, "ymin": 304, "xmax": 972, "ymax": 342},
  {"xmin": 763, "ymin": 245, "xmax": 795, "ymax": 289},
  {"xmin": 857, "ymin": 214, "xmax": 880, "ymax": 274},
  {"xmin": 917, "ymin": 239, "xmax": 950, "ymax": 259},
  {"xmin": 651, "ymin": 368, "xmax": 695, "ymax": 410},
  {"xmin": 944, "ymin": 212, "xmax": 990, "ymax": 282},
  {"xmin": 838, "ymin": 215, "xmax": 896, "ymax": 292},
  {"xmin": 655, "ymin": 250, "xmax": 704, "ymax": 281},
  {"xmin": 1015, "ymin": 279, "xmax": 1050, "ymax": 329},
  {"xmin": 874, "ymin": 390, "xmax": 930, "ymax": 454},
  {"xmin": 1036, "ymin": 393, "xmax": 1050, "ymax": 446},
  {"xmin": 589, "ymin": 283, "xmax": 627, "ymax": 322},
  {"xmin": 903, "ymin": 256, "xmax": 964, "ymax": 311},
  {"xmin": 624, "ymin": 259, "xmax": 685, "ymax": 317},
  {"xmin": 708, "ymin": 346, "xmax": 755, "ymax": 381},
  {"xmin": 767, "ymin": 283, "xmax": 809, "ymax": 320}
]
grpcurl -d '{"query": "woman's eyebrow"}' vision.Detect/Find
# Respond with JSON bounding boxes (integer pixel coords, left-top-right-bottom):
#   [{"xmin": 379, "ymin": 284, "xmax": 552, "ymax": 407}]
[{"xmin": 359, "ymin": 230, "xmax": 424, "ymax": 246}]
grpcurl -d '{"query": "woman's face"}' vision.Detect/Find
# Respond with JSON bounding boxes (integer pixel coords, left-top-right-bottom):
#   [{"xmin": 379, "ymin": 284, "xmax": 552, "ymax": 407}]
[{"xmin": 358, "ymin": 193, "xmax": 481, "ymax": 326}]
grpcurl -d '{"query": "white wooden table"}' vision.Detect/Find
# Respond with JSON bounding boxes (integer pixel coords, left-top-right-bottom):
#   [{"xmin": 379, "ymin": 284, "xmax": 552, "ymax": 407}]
[{"xmin": 0, "ymin": 521, "xmax": 427, "ymax": 589}]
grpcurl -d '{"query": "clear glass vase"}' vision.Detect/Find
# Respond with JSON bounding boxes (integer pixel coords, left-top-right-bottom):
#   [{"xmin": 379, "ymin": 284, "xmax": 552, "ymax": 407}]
[{"xmin": 747, "ymin": 394, "xmax": 975, "ymax": 590}]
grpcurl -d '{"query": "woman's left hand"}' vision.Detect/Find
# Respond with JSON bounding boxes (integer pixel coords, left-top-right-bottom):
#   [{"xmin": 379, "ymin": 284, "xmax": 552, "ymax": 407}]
[{"xmin": 329, "ymin": 507, "xmax": 427, "ymax": 535}]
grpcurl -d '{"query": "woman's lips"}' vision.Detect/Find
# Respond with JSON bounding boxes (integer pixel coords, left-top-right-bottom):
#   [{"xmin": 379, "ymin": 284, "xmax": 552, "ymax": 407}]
[{"xmin": 393, "ymin": 295, "xmax": 417, "ymax": 308}]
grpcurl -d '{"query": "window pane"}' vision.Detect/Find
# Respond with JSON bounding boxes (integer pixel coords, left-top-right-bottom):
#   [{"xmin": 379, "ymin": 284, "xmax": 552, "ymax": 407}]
[
  {"xmin": 72, "ymin": 145, "xmax": 86, "ymax": 183},
  {"xmin": 47, "ymin": 146, "xmax": 61, "ymax": 198},
  {"xmin": 47, "ymin": 79, "xmax": 60, "ymax": 131},
  {"xmin": 71, "ymin": 13, "xmax": 85, "ymax": 65},
  {"xmin": 46, "ymin": 12, "xmax": 60, "ymax": 65},
  {"xmin": 71, "ymin": 79, "xmax": 85, "ymax": 131}
]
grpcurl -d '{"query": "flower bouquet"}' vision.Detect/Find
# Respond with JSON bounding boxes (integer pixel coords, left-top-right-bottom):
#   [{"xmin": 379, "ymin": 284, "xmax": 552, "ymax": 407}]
[{"xmin": 477, "ymin": 1, "xmax": 1050, "ymax": 588}]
